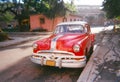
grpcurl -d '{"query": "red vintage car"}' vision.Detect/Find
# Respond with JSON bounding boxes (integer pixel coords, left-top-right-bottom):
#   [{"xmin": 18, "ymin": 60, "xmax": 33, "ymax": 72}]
[{"xmin": 30, "ymin": 21, "xmax": 95, "ymax": 68}]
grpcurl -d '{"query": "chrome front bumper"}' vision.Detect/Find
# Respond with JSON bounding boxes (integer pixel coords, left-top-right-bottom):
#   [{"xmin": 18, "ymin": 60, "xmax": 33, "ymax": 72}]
[{"xmin": 30, "ymin": 50, "xmax": 86, "ymax": 68}]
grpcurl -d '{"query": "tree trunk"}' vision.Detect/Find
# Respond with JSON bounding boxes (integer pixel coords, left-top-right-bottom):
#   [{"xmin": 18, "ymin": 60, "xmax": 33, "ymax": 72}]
[
  {"xmin": 113, "ymin": 19, "xmax": 117, "ymax": 32},
  {"xmin": 18, "ymin": 18, "xmax": 22, "ymax": 31},
  {"xmin": 51, "ymin": 18, "xmax": 55, "ymax": 31}
]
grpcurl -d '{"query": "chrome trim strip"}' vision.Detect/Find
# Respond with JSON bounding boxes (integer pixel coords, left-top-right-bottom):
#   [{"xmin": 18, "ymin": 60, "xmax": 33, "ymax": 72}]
[
  {"xmin": 50, "ymin": 34, "xmax": 64, "ymax": 50},
  {"xmin": 32, "ymin": 53, "xmax": 86, "ymax": 59},
  {"xmin": 78, "ymin": 36, "xmax": 88, "ymax": 44},
  {"xmin": 37, "ymin": 50, "xmax": 74, "ymax": 55}
]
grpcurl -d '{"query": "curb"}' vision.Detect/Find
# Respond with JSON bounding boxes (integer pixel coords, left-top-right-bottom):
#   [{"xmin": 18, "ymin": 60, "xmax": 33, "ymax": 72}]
[
  {"xmin": 0, "ymin": 32, "xmax": 51, "ymax": 48},
  {"xmin": 77, "ymin": 44, "xmax": 101, "ymax": 82},
  {"xmin": 77, "ymin": 32, "xmax": 107, "ymax": 82},
  {"xmin": 0, "ymin": 36, "xmax": 41, "ymax": 48},
  {"xmin": 7, "ymin": 32, "xmax": 52, "ymax": 35}
]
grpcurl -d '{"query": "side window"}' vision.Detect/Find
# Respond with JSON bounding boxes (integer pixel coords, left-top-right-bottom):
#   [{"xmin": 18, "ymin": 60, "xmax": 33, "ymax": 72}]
[
  {"xmin": 84, "ymin": 27, "xmax": 88, "ymax": 33},
  {"xmin": 54, "ymin": 26, "xmax": 60, "ymax": 34},
  {"xmin": 54, "ymin": 26, "xmax": 65, "ymax": 34},
  {"xmin": 60, "ymin": 26, "xmax": 64, "ymax": 32}
]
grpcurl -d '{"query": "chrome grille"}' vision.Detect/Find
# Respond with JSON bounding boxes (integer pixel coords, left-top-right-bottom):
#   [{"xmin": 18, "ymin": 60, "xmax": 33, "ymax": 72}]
[{"xmin": 37, "ymin": 50, "xmax": 74, "ymax": 56}]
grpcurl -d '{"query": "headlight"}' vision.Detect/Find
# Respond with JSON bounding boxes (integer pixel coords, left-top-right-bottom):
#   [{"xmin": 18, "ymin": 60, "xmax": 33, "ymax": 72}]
[
  {"xmin": 33, "ymin": 43, "xmax": 38, "ymax": 49},
  {"xmin": 73, "ymin": 44, "xmax": 80, "ymax": 52}
]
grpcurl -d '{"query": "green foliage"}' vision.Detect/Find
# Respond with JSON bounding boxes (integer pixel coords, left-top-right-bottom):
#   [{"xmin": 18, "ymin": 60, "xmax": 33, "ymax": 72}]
[
  {"xmin": 0, "ymin": 0, "xmax": 66, "ymax": 21},
  {"xmin": 31, "ymin": 28, "xmax": 47, "ymax": 32},
  {"xmin": 0, "ymin": 32, "xmax": 8, "ymax": 41},
  {"xmin": 2, "ymin": 12, "xmax": 14, "ymax": 22},
  {"xmin": 2, "ymin": 27, "xmax": 20, "ymax": 32},
  {"xmin": 21, "ymin": 0, "xmax": 66, "ymax": 19},
  {"xmin": 102, "ymin": 0, "xmax": 120, "ymax": 19},
  {"xmin": 0, "ymin": 12, "xmax": 14, "ymax": 23},
  {"xmin": 0, "ymin": 28, "xmax": 8, "ymax": 41},
  {"xmin": 42, "ymin": 0, "xmax": 66, "ymax": 19},
  {"xmin": 116, "ymin": 16, "xmax": 120, "ymax": 20},
  {"xmin": 65, "ymin": 2, "xmax": 76, "ymax": 13},
  {"xmin": 0, "ymin": 0, "xmax": 69, "ymax": 31}
]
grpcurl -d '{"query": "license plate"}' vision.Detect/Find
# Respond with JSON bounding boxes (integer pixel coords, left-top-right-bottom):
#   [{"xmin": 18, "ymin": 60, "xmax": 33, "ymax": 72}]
[{"xmin": 46, "ymin": 60, "xmax": 56, "ymax": 66}]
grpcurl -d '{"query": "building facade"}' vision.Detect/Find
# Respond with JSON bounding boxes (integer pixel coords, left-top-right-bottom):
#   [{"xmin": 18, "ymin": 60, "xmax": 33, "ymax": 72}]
[
  {"xmin": 76, "ymin": 5, "xmax": 105, "ymax": 26},
  {"xmin": 30, "ymin": 14, "xmax": 82, "ymax": 31}
]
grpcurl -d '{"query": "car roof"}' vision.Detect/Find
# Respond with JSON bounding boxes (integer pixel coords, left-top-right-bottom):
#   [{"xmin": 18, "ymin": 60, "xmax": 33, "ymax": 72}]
[{"xmin": 57, "ymin": 21, "xmax": 88, "ymax": 26}]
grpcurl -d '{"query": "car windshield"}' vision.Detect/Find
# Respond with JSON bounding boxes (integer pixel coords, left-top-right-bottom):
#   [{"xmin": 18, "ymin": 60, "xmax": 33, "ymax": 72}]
[{"xmin": 54, "ymin": 24, "xmax": 87, "ymax": 34}]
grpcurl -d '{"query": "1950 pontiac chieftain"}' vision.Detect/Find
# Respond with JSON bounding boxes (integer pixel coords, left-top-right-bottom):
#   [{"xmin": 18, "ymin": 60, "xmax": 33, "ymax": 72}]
[{"xmin": 30, "ymin": 21, "xmax": 95, "ymax": 68}]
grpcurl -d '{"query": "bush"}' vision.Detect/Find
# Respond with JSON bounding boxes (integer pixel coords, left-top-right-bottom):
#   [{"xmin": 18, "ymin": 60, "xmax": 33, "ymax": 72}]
[
  {"xmin": 2, "ymin": 27, "xmax": 20, "ymax": 32},
  {"xmin": 31, "ymin": 28, "xmax": 47, "ymax": 32},
  {"xmin": 20, "ymin": 25, "xmax": 30, "ymax": 32},
  {"xmin": 0, "ymin": 32, "xmax": 9, "ymax": 41}
]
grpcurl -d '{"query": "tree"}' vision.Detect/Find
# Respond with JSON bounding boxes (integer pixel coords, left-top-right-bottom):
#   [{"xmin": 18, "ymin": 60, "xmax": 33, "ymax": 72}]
[
  {"xmin": 102, "ymin": 0, "xmax": 120, "ymax": 32},
  {"xmin": 0, "ymin": 0, "xmax": 67, "ymax": 31},
  {"xmin": 39, "ymin": 0, "xmax": 66, "ymax": 30},
  {"xmin": 0, "ymin": 0, "xmax": 24, "ymax": 31},
  {"xmin": 0, "ymin": 12, "xmax": 14, "ymax": 23},
  {"xmin": 64, "ymin": 1, "xmax": 76, "ymax": 14},
  {"xmin": 102, "ymin": 0, "xmax": 120, "ymax": 19}
]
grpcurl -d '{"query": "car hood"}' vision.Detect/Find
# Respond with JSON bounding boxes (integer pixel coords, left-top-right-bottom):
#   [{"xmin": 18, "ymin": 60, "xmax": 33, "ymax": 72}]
[{"xmin": 36, "ymin": 33, "xmax": 87, "ymax": 52}]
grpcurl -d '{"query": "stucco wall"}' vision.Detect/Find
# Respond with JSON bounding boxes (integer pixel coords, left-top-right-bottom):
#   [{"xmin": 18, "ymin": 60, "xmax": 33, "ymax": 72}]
[{"xmin": 30, "ymin": 14, "xmax": 82, "ymax": 31}]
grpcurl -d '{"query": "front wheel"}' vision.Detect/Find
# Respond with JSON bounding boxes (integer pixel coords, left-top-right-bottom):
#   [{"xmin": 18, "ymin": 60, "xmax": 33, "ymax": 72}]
[
  {"xmin": 85, "ymin": 49, "xmax": 90, "ymax": 63},
  {"xmin": 86, "ymin": 46, "xmax": 94, "ymax": 62},
  {"xmin": 89, "ymin": 45, "xmax": 94, "ymax": 55}
]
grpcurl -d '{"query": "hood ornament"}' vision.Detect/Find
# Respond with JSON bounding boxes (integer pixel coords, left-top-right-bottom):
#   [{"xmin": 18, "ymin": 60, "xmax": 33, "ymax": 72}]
[{"xmin": 50, "ymin": 54, "xmax": 55, "ymax": 60}]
